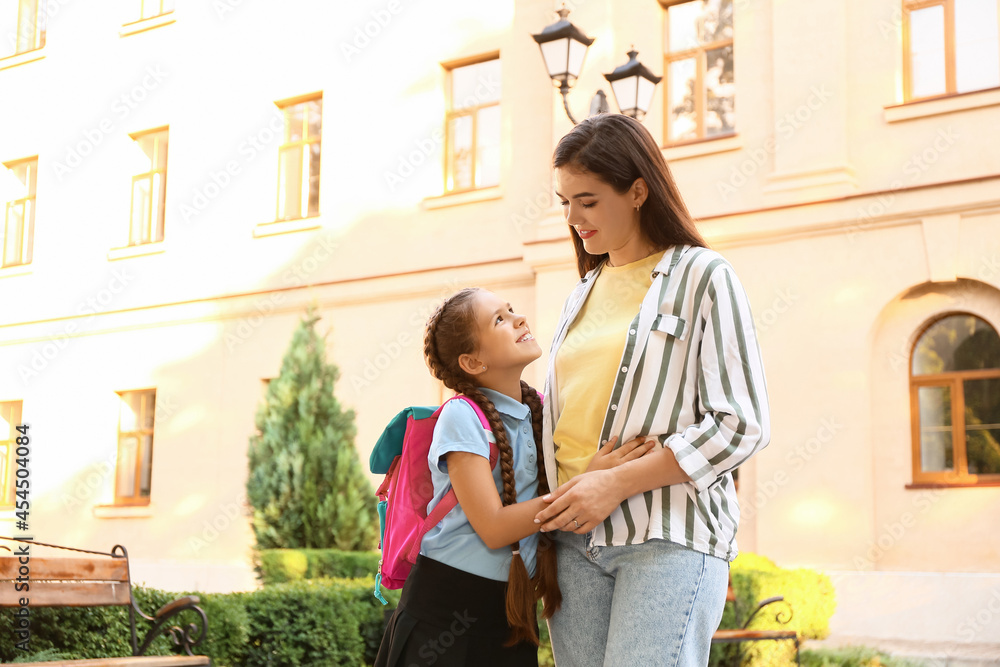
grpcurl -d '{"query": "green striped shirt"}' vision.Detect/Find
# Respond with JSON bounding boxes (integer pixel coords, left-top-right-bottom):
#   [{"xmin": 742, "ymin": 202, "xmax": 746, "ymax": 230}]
[{"xmin": 542, "ymin": 245, "xmax": 770, "ymax": 561}]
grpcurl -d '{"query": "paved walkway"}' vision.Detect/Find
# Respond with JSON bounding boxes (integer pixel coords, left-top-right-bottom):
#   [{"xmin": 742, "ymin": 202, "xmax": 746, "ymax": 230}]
[{"xmin": 804, "ymin": 635, "xmax": 1000, "ymax": 666}]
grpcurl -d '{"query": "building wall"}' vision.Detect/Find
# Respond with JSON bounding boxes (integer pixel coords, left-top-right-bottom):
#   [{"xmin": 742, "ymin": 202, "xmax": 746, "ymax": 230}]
[{"xmin": 1, "ymin": 0, "xmax": 998, "ymax": 646}]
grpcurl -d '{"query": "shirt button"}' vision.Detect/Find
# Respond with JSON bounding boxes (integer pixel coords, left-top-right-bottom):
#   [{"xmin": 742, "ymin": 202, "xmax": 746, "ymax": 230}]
[
  {"xmin": 522, "ymin": 426, "xmax": 529, "ymax": 434},
  {"xmin": 528, "ymin": 453, "xmax": 536, "ymax": 463},
  {"xmin": 611, "ymin": 404, "xmax": 617, "ymax": 411},
  {"xmin": 621, "ymin": 366, "xmax": 627, "ymax": 373},
  {"xmin": 629, "ymin": 329, "xmax": 636, "ymax": 335}
]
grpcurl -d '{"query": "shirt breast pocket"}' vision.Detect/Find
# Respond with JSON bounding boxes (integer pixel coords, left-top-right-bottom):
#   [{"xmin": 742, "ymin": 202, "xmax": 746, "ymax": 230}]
[{"xmin": 651, "ymin": 314, "xmax": 689, "ymax": 341}]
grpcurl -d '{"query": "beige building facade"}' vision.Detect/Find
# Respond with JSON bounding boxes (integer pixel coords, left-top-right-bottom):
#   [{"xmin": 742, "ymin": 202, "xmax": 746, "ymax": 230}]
[{"xmin": 1, "ymin": 0, "xmax": 998, "ymax": 653}]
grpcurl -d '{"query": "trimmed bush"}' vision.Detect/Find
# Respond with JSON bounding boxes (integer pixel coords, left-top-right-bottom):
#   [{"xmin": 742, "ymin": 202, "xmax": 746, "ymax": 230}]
[
  {"xmin": 0, "ymin": 578, "xmax": 399, "ymax": 667},
  {"xmin": 256, "ymin": 548, "xmax": 381, "ymax": 584}
]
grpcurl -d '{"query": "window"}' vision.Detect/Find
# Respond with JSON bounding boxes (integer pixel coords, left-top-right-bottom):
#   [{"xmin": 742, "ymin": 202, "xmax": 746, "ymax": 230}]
[
  {"xmin": 444, "ymin": 57, "xmax": 501, "ymax": 193},
  {"xmin": 0, "ymin": 0, "xmax": 46, "ymax": 58},
  {"xmin": 128, "ymin": 129, "xmax": 167, "ymax": 246},
  {"xmin": 115, "ymin": 390, "xmax": 156, "ymax": 504},
  {"xmin": 277, "ymin": 96, "xmax": 322, "ymax": 221},
  {"xmin": 903, "ymin": 0, "xmax": 1000, "ymax": 100},
  {"xmin": 0, "ymin": 401, "xmax": 22, "ymax": 507},
  {"xmin": 133, "ymin": 0, "xmax": 174, "ymax": 21},
  {"xmin": 1, "ymin": 157, "xmax": 36, "ymax": 267},
  {"xmin": 662, "ymin": 0, "xmax": 735, "ymax": 144},
  {"xmin": 910, "ymin": 314, "xmax": 1000, "ymax": 485}
]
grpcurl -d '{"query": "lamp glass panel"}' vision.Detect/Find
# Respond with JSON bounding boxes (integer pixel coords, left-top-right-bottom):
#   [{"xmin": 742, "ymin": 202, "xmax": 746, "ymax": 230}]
[
  {"xmin": 909, "ymin": 5, "xmax": 947, "ymax": 98},
  {"xmin": 540, "ymin": 38, "xmax": 571, "ymax": 80},
  {"xmin": 668, "ymin": 58, "xmax": 697, "ymax": 141},
  {"xmin": 955, "ymin": 0, "xmax": 1000, "ymax": 93},
  {"xmin": 568, "ymin": 39, "xmax": 588, "ymax": 80},
  {"xmin": 611, "ymin": 77, "xmax": 639, "ymax": 114},
  {"xmin": 636, "ymin": 77, "xmax": 657, "ymax": 116}
]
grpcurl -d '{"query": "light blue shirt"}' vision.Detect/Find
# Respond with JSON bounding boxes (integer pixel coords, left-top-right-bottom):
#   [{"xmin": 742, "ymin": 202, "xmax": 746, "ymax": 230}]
[{"xmin": 421, "ymin": 388, "xmax": 540, "ymax": 581}]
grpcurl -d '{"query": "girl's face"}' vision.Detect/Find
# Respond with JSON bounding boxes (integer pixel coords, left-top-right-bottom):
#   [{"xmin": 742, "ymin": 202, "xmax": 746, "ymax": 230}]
[
  {"xmin": 467, "ymin": 290, "xmax": 542, "ymax": 373},
  {"xmin": 554, "ymin": 166, "xmax": 651, "ymax": 266}
]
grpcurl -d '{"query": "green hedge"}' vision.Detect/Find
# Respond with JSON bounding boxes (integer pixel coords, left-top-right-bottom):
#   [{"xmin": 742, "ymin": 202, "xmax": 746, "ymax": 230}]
[
  {"xmin": 256, "ymin": 548, "xmax": 382, "ymax": 584},
  {"xmin": 0, "ymin": 577, "xmax": 400, "ymax": 667},
  {"xmin": 713, "ymin": 552, "xmax": 836, "ymax": 666}
]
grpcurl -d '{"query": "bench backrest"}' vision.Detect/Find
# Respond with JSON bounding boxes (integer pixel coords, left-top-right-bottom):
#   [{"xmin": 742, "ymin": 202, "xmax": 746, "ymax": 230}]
[{"xmin": 0, "ymin": 556, "xmax": 131, "ymax": 607}]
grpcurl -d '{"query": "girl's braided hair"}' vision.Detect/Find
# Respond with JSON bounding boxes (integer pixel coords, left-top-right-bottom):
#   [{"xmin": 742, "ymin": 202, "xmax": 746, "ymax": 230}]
[{"xmin": 423, "ymin": 287, "xmax": 561, "ymax": 646}]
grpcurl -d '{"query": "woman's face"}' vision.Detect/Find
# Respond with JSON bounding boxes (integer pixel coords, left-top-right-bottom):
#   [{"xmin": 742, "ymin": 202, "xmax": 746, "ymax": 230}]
[{"xmin": 554, "ymin": 166, "xmax": 650, "ymax": 266}]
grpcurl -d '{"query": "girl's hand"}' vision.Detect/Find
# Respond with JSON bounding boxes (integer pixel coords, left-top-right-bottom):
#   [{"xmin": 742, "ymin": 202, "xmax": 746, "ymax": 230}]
[
  {"xmin": 585, "ymin": 435, "xmax": 656, "ymax": 473},
  {"xmin": 533, "ymin": 469, "xmax": 626, "ymax": 534}
]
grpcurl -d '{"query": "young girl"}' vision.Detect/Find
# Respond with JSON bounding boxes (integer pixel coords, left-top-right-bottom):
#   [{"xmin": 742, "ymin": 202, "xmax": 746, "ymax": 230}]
[{"xmin": 374, "ymin": 287, "xmax": 652, "ymax": 667}]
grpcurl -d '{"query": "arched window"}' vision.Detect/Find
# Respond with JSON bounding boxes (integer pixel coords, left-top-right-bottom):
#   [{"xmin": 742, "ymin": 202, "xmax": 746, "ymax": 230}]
[{"xmin": 910, "ymin": 314, "xmax": 1000, "ymax": 485}]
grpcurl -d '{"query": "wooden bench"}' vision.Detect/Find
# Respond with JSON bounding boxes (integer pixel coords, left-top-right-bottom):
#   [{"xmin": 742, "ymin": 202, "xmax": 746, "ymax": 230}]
[
  {"xmin": 711, "ymin": 577, "xmax": 800, "ymax": 665},
  {"xmin": 0, "ymin": 538, "xmax": 210, "ymax": 666}
]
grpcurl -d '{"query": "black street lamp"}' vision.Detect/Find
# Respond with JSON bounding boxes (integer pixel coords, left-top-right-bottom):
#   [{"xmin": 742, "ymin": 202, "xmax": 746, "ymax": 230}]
[
  {"xmin": 532, "ymin": 7, "xmax": 660, "ymax": 124},
  {"xmin": 604, "ymin": 48, "xmax": 662, "ymax": 121}
]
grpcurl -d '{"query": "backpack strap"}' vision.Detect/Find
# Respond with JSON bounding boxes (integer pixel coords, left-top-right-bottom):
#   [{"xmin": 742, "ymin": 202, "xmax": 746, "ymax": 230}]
[{"xmin": 406, "ymin": 395, "xmax": 498, "ymax": 563}]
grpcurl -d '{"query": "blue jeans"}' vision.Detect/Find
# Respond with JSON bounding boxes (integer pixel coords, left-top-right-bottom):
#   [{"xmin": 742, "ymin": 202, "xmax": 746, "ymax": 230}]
[{"xmin": 547, "ymin": 532, "xmax": 729, "ymax": 667}]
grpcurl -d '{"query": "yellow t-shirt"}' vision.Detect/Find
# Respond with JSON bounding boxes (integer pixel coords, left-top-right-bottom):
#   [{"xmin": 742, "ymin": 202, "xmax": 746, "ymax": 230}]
[{"xmin": 553, "ymin": 251, "xmax": 662, "ymax": 485}]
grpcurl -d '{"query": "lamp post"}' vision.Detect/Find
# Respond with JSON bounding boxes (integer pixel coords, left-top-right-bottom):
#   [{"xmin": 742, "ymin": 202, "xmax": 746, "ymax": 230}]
[{"xmin": 532, "ymin": 7, "xmax": 661, "ymax": 124}]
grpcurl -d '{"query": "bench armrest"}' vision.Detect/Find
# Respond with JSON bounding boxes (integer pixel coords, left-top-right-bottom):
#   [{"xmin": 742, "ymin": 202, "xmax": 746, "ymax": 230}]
[{"xmin": 155, "ymin": 595, "xmax": 201, "ymax": 619}]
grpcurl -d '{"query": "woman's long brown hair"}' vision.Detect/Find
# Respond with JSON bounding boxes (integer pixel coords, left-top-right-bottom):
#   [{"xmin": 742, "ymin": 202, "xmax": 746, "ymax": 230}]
[
  {"xmin": 553, "ymin": 113, "xmax": 708, "ymax": 278},
  {"xmin": 423, "ymin": 288, "xmax": 560, "ymax": 646}
]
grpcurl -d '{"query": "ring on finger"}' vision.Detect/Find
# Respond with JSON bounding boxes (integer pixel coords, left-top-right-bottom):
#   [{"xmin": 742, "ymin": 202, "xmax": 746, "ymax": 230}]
[{"xmin": 573, "ymin": 519, "xmax": 581, "ymax": 528}]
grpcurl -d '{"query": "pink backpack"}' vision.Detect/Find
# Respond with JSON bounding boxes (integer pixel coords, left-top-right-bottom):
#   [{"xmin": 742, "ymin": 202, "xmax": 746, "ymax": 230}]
[{"xmin": 369, "ymin": 395, "xmax": 497, "ymax": 604}]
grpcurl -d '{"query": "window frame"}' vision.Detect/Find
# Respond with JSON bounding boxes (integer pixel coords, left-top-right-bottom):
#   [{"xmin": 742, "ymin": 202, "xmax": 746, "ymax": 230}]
[
  {"xmin": 275, "ymin": 93, "xmax": 322, "ymax": 222},
  {"xmin": 2, "ymin": 157, "xmax": 37, "ymax": 267},
  {"xmin": 114, "ymin": 389, "xmax": 156, "ymax": 506},
  {"xmin": 661, "ymin": 0, "xmax": 736, "ymax": 147},
  {"xmin": 902, "ymin": 0, "xmax": 1000, "ymax": 102},
  {"xmin": 4, "ymin": 0, "xmax": 46, "ymax": 58},
  {"xmin": 0, "ymin": 401, "xmax": 23, "ymax": 508},
  {"xmin": 127, "ymin": 128, "xmax": 168, "ymax": 246},
  {"xmin": 442, "ymin": 52, "xmax": 501, "ymax": 195},
  {"xmin": 908, "ymin": 312, "xmax": 1000, "ymax": 487}
]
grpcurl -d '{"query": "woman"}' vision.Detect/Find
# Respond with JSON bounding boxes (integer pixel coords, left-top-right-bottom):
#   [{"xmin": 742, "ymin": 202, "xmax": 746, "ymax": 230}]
[{"xmin": 532, "ymin": 113, "xmax": 770, "ymax": 666}]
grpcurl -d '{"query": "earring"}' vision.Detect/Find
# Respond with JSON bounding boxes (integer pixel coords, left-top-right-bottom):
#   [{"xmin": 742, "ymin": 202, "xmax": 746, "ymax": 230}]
[
  {"xmin": 635, "ymin": 203, "xmax": 641, "ymax": 211},
  {"xmin": 482, "ymin": 366, "xmax": 487, "ymax": 370}
]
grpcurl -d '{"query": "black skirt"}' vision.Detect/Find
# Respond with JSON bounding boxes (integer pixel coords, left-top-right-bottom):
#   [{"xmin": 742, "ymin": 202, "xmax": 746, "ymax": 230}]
[{"xmin": 374, "ymin": 555, "xmax": 538, "ymax": 667}]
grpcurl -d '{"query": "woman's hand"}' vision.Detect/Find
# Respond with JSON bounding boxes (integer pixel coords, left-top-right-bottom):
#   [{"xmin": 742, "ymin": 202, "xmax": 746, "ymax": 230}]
[
  {"xmin": 533, "ymin": 469, "xmax": 627, "ymax": 534},
  {"xmin": 585, "ymin": 435, "xmax": 656, "ymax": 473}
]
